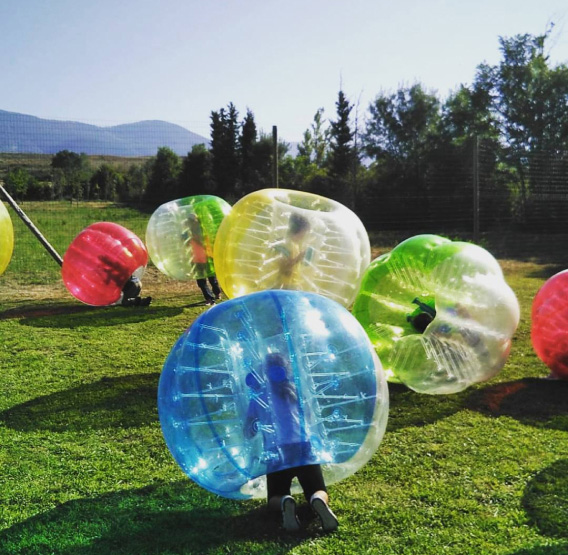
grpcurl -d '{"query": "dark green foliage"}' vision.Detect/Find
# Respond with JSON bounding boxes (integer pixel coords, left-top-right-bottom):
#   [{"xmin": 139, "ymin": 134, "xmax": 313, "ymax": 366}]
[
  {"xmin": 210, "ymin": 103, "xmax": 240, "ymax": 199},
  {"xmin": 144, "ymin": 146, "xmax": 181, "ymax": 206},
  {"xmin": 50, "ymin": 150, "xmax": 92, "ymax": 200},
  {"xmin": 178, "ymin": 144, "xmax": 213, "ymax": 198}
]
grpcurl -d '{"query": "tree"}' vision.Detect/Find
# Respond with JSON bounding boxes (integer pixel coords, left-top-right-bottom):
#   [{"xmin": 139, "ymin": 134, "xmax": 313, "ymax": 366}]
[
  {"xmin": 51, "ymin": 150, "xmax": 91, "ymax": 199},
  {"xmin": 238, "ymin": 109, "xmax": 258, "ymax": 195},
  {"xmin": 298, "ymin": 108, "xmax": 329, "ymax": 168},
  {"xmin": 327, "ymin": 90, "xmax": 360, "ymax": 207},
  {"xmin": 90, "ymin": 164, "xmax": 123, "ymax": 200},
  {"xmin": 328, "ymin": 90, "xmax": 357, "ymax": 178},
  {"xmin": 293, "ymin": 108, "xmax": 330, "ymax": 193},
  {"xmin": 210, "ymin": 103, "xmax": 240, "ymax": 198},
  {"xmin": 120, "ymin": 162, "xmax": 150, "ymax": 203},
  {"xmin": 144, "ymin": 147, "xmax": 181, "ymax": 205},
  {"xmin": 362, "ymin": 84, "xmax": 441, "ymax": 228},
  {"xmin": 178, "ymin": 144, "xmax": 213, "ymax": 197},
  {"xmin": 364, "ymin": 84, "xmax": 440, "ymax": 168},
  {"xmin": 4, "ymin": 168, "xmax": 34, "ymax": 199},
  {"xmin": 440, "ymin": 83, "xmax": 500, "ymax": 147},
  {"xmin": 476, "ymin": 28, "xmax": 568, "ymax": 225}
]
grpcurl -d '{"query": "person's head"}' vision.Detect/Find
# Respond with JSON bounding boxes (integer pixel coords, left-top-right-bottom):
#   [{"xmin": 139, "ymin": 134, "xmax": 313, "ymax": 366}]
[
  {"xmin": 264, "ymin": 352, "xmax": 297, "ymax": 401},
  {"xmin": 287, "ymin": 213, "xmax": 310, "ymax": 241},
  {"xmin": 265, "ymin": 353, "xmax": 290, "ymax": 382}
]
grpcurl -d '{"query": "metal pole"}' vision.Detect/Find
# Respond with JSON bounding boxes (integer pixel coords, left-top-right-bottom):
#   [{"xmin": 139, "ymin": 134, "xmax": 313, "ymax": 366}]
[
  {"xmin": 0, "ymin": 182, "xmax": 63, "ymax": 266},
  {"xmin": 472, "ymin": 136, "xmax": 480, "ymax": 244},
  {"xmin": 272, "ymin": 125, "xmax": 279, "ymax": 188}
]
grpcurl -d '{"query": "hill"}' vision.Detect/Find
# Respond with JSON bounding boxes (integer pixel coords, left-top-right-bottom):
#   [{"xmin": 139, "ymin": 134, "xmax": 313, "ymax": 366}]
[{"xmin": 0, "ymin": 110, "xmax": 209, "ymax": 156}]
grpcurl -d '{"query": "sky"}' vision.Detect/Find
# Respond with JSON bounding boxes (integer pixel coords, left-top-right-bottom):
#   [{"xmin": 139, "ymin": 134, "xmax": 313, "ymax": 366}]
[{"xmin": 1, "ymin": 0, "xmax": 568, "ymax": 144}]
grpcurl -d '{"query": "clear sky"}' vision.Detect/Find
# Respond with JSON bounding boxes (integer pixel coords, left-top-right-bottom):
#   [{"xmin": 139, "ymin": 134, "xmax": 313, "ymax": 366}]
[{"xmin": 1, "ymin": 0, "xmax": 567, "ymax": 143}]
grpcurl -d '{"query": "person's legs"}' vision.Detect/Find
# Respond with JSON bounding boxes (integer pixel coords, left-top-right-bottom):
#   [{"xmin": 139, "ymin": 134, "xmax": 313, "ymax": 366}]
[
  {"xmin": 267, "ymin": 469, "xmax": 300, "ymax": 531},
  {"xmin": 208, "ymin": 275, "xmax": 221, "ymax": 299},
  {"xmin": 310, "ymin": 492, "xmax": 338, "ymax": 532},
  {"xmin": 296, "ymin": 465, "xmax": 338, "ymax": 532},
  {"xmin": 196, "ymin": 278, "xmax": 215, "ymax": 304},
  {"xmin": 295, "ymin": 464, "xmax": 326, "ymax": 503}
]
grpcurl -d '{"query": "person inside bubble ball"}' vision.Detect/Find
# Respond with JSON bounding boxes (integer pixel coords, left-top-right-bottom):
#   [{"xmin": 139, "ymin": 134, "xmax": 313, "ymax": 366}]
[
  {"xmin": 98, "ymin": 254, "xmax": 152, "ymax": 307},
  {"xmin": 244, "ymin": 352, "xmax": 338, "ymax": 533},
  {"xmin": 120, "ymin": 275, "xmax": 152, "ymax": 307},
  {"xmin": 272, "ymin": 213, "xmax": 314, "ymax": 289},
  {"xmin": 186, "ymin": 214, "xmax": 221, "ymax": 306}
]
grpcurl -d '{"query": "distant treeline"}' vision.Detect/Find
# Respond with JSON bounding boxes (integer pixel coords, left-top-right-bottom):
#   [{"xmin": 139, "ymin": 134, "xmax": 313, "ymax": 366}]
[{"xmin": 3, "ymin": 30, "xmax": 568, "ymax": 232}]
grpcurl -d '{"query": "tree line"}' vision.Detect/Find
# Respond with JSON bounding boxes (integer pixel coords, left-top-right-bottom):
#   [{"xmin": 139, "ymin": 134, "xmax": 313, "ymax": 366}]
[{"xmin": 3, "ymin": 29, "xmax": 568, "ymax": 231}]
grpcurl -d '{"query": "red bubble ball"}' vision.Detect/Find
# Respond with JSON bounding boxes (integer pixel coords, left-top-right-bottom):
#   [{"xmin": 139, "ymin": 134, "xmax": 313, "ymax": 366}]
[
  {"xmin": 62, "ymin": 222, "xmax": 148, "ymax": 306},
  {"xmin": 531, "ymin": 269, "xmax": 568, "ymax": 379}
]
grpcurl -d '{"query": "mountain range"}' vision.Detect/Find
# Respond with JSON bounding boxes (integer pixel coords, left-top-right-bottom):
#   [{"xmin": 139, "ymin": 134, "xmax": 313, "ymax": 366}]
[{"xmin": 0, "ymin": 109, "xmax": 210, "ymax": 157}]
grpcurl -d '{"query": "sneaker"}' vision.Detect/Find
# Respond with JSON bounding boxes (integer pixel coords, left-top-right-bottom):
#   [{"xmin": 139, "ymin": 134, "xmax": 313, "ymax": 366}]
[
  {"xmin": 205, "ymin": 299, "xmax": 215, "ymax": 306},
  {"xmin": 310, "ymin": 494, "xmax": 338, "ymax": 532},
  {"xmin": 281, "ymin": 495, "xmax": 300, "ymax": 532}
]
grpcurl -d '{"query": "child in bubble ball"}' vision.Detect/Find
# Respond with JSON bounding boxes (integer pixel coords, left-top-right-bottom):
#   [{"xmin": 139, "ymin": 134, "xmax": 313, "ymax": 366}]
[
  {"xmin": 244, "ymin": 352, "xmax": 339, "ymax": 533},
  {"xmin": 272, "ymin": 213, "xmax": 314, "ymax": 289},
  {"xmin": 186, "ymin": 214, "xmax": 221, "ymax": 306}
]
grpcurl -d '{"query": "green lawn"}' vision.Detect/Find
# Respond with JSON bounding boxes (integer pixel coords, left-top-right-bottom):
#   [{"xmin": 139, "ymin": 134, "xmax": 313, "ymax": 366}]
[
  {"xmin": 0, "ymin": 218, "xmax": 567, "ymax": 553},
  {"xmin": 3, "ymin": 200, "xmax": 150, "ymax": 284}
]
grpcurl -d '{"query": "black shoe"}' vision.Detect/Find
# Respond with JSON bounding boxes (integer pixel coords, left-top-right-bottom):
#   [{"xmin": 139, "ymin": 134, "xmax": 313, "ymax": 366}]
[
  {"xmin": 281, "ymin": 495, "xmax": 300, "ymax": 532},
  {"xmin": 310, "ymin": 494, "xmax": 338, "ymax": 532},
  {"xmin": 140, "ymin": 297, "xmax": 152, "ymax": 307}
]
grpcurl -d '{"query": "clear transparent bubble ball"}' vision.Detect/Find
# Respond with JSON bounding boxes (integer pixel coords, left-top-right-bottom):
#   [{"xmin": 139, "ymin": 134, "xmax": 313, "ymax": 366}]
[{"xmin": 146, "ymin": 195, "xmax": 231, "ymax": 281}]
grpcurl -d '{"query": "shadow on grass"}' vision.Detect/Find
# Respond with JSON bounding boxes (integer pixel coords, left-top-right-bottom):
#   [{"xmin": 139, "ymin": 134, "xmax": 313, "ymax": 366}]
[
  {"xmin": 525, "ymin": 264, "xmax": 567, "ymax": 280},
  {"xmin": 0, "ymin": 373, "xmax": 160, "ymax": 432},
  {"xmin": 466, "ymin": 378, "xmax": 568, "ymax": 431},
  {"xmin": 507, "ymin": 546, "xmax": 568, "ymax": 555},
  {"xmin": 385, "ymin": 382, "xmax": 469, "ymax": 432},
  {"xmin": 0, "ymin": 481, "xmax": 316, "ymax": 555},
  {"xmin": 522, "ymin": 459, "xmax": 568, "ymax": 539},
  {"xmin": 4, "ymin": 303, "xmax": 185, "ymax": 328},
  {"xmin": 482, "ymin": 231, "xmax": 568, "ymax": 266}
]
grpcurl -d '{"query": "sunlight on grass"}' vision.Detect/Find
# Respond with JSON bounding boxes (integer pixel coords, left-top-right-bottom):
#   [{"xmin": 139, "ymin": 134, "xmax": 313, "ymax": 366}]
[{"xmin": 0, "ymin": 224, "xmax": 567, "ymax": 554}]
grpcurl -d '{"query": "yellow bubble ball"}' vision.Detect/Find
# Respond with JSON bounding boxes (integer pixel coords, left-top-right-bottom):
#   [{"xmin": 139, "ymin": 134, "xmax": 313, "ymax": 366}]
[
  {"xmin": 214, "ymin": 189, "xmax": 370, "ymax": 307},
  {"xmin": 0, "ymin": 201, "xmax": 14, "ymax": 276}
]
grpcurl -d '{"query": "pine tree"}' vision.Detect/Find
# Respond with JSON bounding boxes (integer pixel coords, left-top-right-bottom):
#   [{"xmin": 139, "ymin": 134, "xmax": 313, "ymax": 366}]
[
  {"xmin": 328, "ymin": 90, "xmax": 356, "ymax": 179},
  {"xmin": 239, "ymin": 109, "xmax": 257, "ymax": 194},
  {"xmin": 210, "ymin": 103, "xmax": 240, "ymax": 198}
]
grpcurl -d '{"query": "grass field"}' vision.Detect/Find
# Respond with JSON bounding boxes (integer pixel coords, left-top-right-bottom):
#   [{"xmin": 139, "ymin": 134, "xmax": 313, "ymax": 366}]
[
  {"xmin": 0, "ymin": 204, "xmax": 567, "ymax": 554},
  {"xmin": 2, "ymin": 201, "xmax": 150, "ymax": 284}
]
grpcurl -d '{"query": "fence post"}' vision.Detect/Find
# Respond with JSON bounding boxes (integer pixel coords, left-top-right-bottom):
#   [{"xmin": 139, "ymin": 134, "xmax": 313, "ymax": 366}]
[
  {"xmin": 272, "ymin": 126, "xmax": 279, "ymax": 188},
  {"xmin": 473, "ymin": 136, "xmax": 480, "ymax": 243}
]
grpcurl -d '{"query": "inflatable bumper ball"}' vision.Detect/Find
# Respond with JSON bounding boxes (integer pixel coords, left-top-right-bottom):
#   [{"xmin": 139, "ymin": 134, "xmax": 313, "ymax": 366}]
[
  {"xmin": 146, "ymin": 195, "xmax": 231, "ymax": 281},
  {"xmin": 532, "ymin": 269, "xmax": 568, "ymax": 380},
  {"xmin": 213, "ymin": 188, "xmax": 371, "ymax": 308},
  {"xmin": 158, "ymin": 289, "xmax": 389, "ymax": 499},
  {"xmin": 62, "ymin": 222, "xmax": 148, "ymax": 306},
  {"xmin": 0, "ymin": 201, "xmax": 13, "ymax": 276},
  {"xmin": 352, "ymin": 234, "xmax": 520, "ymax": 394}
]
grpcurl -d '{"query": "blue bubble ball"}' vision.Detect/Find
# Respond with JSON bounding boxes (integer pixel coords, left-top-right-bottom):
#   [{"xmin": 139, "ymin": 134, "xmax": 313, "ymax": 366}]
[{"xmin": 158, "ymin": 289, "xmax": 389, "ymax": 499}]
